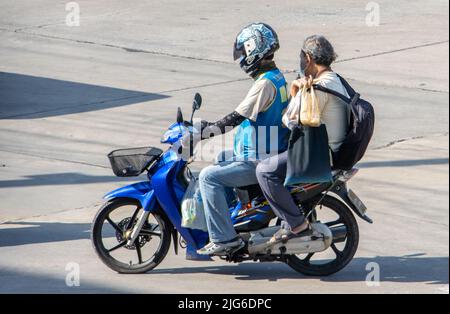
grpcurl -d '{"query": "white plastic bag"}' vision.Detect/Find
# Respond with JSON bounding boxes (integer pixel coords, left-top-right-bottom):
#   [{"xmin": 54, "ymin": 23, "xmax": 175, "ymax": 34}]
[
  {"xmin": 300, "ymin": 77, "xmax": 322, "ymax": 127},
  {"xmin": 181, "ymin": 177, "xmax": 208, "ymax": 231}
]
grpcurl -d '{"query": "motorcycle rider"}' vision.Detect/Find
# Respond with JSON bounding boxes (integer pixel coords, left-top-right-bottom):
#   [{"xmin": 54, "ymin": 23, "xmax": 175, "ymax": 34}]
[{"xmin": 189, "ymin": 23, "xmax": 291, "ymax": 255}]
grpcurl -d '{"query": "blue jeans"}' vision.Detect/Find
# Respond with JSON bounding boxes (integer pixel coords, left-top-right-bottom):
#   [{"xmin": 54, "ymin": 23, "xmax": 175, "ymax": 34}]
[{"xmin": 198, "ymin": 160, "xmax": 258, "ymax": 243}]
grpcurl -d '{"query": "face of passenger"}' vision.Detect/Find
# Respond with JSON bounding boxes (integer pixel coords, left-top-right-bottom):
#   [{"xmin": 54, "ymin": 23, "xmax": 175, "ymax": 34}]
[{"xmin": 299, "ymin": 50, "xmax": 312, "ymax": 77}]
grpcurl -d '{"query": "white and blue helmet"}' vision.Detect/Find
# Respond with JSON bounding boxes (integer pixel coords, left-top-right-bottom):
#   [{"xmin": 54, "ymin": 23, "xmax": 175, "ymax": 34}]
[{"xmin": 233, "ymin": 23, "xmax": 280, "ymax": 76}]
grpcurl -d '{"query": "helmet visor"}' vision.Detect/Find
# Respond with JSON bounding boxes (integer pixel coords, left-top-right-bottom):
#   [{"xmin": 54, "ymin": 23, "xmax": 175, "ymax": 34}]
[{"xmin": 233, "ymin": 44, "xmax": 246, "ymax": 61}]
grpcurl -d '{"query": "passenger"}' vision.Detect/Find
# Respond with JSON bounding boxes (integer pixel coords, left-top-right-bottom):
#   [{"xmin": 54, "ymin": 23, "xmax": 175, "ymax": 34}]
[{"xmin": 256, "ymin": 35, "xmax": 350, "ymax": 244}]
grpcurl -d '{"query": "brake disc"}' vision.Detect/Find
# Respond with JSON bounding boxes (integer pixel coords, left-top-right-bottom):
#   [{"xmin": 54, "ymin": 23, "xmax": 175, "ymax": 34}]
[{"xmin": 115, "ymin": 217, "xmax": 149, "ymax": 250}]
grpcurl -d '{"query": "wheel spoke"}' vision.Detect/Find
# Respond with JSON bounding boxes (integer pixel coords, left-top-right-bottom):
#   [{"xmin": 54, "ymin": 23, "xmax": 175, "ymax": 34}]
[
  {"xmin": 139, "ymin": 230, "xmax": 162, "ymax": 237},
  {"xmin": 108, "ymin": 241, "xmax": 127, "ymax": 253},
  {"xmin": 331, "ymin": 243, "xmax": 343, "ymax": 258},
  {"xmin": 151, "ymin": 224, "xmax": 160, "ymax": 231},
  {"xmin": 135, "ymin": 240, "xmax": 143, "ymax": 264},
  {"xmin": 303, "ymin": 253, "xmax": 314, "ymax": 263},
  {"xmin": 325, "ymin": 219, "xmax": 342, "ymax": 227},
  {"xmin": 126, "ymin": 207, "xmax": 141, "ymax": 229},
  {"xmin": 106, "ymin": 216, "xmax": 123, "ymax": 234},
  {"xmin": 140, "ymin": 223, "xmax": 162, "ymax": 237}
]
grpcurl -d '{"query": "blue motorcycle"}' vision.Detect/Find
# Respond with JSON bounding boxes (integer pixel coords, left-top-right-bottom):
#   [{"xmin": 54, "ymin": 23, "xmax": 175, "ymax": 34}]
[{"xmin": 91, "ymin": 93, "xmax": 372, "ymax": 276}]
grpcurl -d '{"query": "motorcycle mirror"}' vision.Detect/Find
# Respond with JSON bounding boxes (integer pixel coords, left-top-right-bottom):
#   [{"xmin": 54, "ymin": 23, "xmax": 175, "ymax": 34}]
[
  {"xmin": 176, "ymin": 107, "xmax": 184, "ymax": 124},
  {"xmin": 192, "ymin": 93, "xmax": 202, "ymax": 111}
]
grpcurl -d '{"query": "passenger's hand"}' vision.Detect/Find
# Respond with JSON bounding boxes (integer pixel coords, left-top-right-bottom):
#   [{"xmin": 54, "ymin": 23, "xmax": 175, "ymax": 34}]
[{"xmin": 290, "ymin": 76, "xmax": 313, "ymax": 97}]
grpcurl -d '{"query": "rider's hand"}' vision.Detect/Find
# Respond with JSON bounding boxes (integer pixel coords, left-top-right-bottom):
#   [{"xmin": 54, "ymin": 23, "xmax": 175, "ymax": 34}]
[
  {"xmin": 180, "ymin": 130, "xmax": 192, "ymax": 149},
  {"xmin": 290, "ymin": 75, "xmax": 313, "ymax": 97},
  {"xmin": 180, "ymin": 123, "xmax": 201, "ymax": 148},
  {"xmin": 173, "ymin": 129, "xmax": 193, "ymax": 161}
]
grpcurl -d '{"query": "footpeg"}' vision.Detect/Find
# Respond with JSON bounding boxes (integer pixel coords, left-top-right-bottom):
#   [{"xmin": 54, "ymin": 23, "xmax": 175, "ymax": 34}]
[{"xmin": 222, "ymin": 242, "xmax": 245, "ymax": 256}]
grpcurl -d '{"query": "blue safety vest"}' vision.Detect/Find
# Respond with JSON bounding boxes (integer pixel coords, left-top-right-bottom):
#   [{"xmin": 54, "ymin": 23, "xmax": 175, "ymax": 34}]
[{"xmin": 233, "ymin": 68, "xmax": 290, "ymax": 161}]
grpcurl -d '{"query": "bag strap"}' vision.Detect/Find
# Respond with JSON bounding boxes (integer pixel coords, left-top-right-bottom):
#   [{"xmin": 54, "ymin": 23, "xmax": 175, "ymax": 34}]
[
  {"xmin": 336, "ymin": 74, "xmax": 357, "ymax": 97},
  {"xmin": 296, "ymin": 91, "xmax": 304, "ymax": 127},
  {"xmin": 312, "ymin": 83, "xmax": 360, "ymax": 119},
  {"xmin": 312, "ymin": 73, "xmax": 358, "ymax": 103},
  {"xmin": 312, "ymin": 84, "xmax": 351, "ymax": 104}
]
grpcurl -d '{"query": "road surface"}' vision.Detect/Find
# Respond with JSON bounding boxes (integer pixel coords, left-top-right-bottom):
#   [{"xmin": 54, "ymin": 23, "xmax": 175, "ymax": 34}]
[{"xmin": 0, "ymin": 0, "xmax": 448, "ymax": 293}]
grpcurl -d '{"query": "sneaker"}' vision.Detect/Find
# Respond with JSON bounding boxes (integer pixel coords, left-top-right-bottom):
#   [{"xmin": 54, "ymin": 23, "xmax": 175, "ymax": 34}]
[
  {"xmin": 186, "ymin": 245, "xmax": 214, "ymax": 261},
  {"xmin": 197, "ymin": 238, "xmax": 244, "ymax": 255}
]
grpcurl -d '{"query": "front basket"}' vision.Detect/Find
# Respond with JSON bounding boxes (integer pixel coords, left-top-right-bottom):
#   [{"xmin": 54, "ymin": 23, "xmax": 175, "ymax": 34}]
[{"xmin": 108, "ymin": 147, "xmax": 163, "ymax": 177}]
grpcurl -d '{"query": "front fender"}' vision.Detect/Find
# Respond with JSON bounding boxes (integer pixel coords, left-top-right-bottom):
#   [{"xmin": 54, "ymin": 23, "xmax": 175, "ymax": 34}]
[{"xmin": 104, "ymin": 181, "xmax": 156, "ymax": 211}]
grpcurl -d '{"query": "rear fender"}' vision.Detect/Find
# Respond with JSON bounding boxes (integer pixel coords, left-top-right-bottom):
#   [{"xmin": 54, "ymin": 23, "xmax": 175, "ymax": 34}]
[{"xmin": 331, "ymin": 183, "xmax": 373, "ymax": 224}]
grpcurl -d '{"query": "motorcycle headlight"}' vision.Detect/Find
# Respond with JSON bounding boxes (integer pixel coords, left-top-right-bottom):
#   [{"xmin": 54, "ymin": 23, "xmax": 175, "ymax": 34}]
[{"xmin": 160, "ymin": 132, "xmax": 170, "ymax": 143}]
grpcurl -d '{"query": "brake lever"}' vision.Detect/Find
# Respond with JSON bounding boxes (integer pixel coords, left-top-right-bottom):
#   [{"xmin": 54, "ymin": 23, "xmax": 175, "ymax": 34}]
[{"xmin": 183, "ymin": 120, "xmax": 193, "ymax": 127}]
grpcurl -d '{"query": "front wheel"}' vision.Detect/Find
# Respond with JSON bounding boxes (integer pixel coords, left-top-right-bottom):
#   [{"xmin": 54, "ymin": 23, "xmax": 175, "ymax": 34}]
[
  {"xmin": 285, "ymin": 195, "xmax": 359, "ymax": 276},
  {"xmin": 91, "ymin": 198, "xmax": 171, "ymax": 274}
]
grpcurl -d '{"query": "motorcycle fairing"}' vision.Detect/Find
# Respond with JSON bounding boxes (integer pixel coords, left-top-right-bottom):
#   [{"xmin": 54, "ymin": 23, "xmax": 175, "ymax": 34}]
[
  {"xmin": 103, "ymin": 181, "xmax": 156, "ymax": 212},
  {"xmin": 152, "ymin": 150, "xmax": 209, "ymax": 250},
  {"xmin": 161, "ymin": 122, "xmax": 185, "ymax": 145},
  {"xmin": 230, "ymin": 201, "xmax": 275, "ymax": 232}
]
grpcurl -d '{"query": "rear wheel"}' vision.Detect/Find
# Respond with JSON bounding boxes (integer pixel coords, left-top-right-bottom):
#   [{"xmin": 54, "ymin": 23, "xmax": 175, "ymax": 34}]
[
  {"xmin": 91, "ymin": 198, "xmax": 171, "ymax": 274},
  {"xmin": 285, "ymin": 195, "xmax": 359, "ymax": 276}
]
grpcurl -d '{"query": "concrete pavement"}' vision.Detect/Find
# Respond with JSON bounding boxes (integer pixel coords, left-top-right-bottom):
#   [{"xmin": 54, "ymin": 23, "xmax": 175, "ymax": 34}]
[
  {"xmin": 0, "ymin": 135, "xmax": 448, "ymax": 294},
  {"xmin": 0, "ymin": 0, "xmax": 448, "ymax": 293}
]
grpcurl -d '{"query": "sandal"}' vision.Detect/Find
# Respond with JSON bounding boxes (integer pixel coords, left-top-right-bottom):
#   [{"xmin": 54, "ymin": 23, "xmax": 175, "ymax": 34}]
[{"xmin": 269, "ymin": 222, "xmax": 311, "ymax": 245}]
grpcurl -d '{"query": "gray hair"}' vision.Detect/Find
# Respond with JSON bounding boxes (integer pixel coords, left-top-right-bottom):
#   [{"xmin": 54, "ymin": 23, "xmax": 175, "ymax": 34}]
[{"xmin": 302, "ymin": 35, "xmax": 337, "ymax": 67}]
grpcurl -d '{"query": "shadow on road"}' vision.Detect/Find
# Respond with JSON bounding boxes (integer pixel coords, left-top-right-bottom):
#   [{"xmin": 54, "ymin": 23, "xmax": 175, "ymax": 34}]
[
  {"xmin": 0, "ymin": 267, "xmax": 130, "ymax": 293},
  {"xmin": 0, "ymin": 172, "xmax": 140, "ymax": 188},
  {"xmin": 151, "ymin": 254, "xmax": 449, "ymax": 285},
  {"xmin": 0, "ymin": 222, "xmax": 447, "ymax": 286},
  {"xmin": 0, "ymin": 221, "xmax": 91, "ymax": 247},
  {"xmin": 0, "ymin": 72, "xmax": 169, "ymax": 119},
  {"xmin": 359, "ymin": 158, "xmax": 449, "ymax": 168}
]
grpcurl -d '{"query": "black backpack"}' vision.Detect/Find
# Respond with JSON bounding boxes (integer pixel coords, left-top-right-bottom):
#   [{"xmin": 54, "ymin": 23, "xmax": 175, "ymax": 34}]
[{"xmin": 313, "ymin": 74, "xmax": 375, "ymax": 170}]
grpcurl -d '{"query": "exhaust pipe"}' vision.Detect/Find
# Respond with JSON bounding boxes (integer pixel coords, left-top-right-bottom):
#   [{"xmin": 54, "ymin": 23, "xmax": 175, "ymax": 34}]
[
  {"xmin": 330, "ymin": 225, "xmax": 347, "ymax": 243},
  {"xmin": 247, "ymin": 223, "xmax": 334, "ymax": 255}
]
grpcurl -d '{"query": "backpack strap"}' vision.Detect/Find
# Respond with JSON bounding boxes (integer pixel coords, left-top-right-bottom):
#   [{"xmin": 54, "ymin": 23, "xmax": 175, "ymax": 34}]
[
  {"xmin": 332, "ymin": 75, "xmax": 361, "ymax": 113},
  {"xmin": 312, "ymin": 83, "xmax": 360, "ymax": 119},
  {"xmin": 312, "ymin": 84, "xmax": 351, "ymax": 104},
  {"xmin": 336, "ymin": 74, "xmax": 357, "ymax": 97}
]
